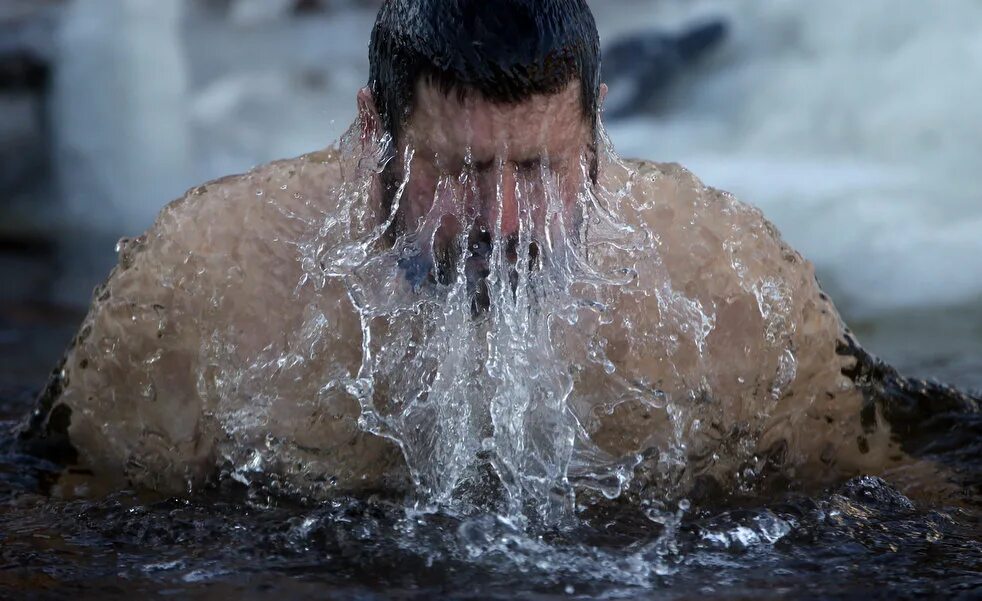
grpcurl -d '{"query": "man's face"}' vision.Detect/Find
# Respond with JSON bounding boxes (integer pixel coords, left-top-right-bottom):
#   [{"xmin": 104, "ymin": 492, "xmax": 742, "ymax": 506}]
[{"xmin": 389, "ymin": 81, "xmax": 595, "ymax": 257}]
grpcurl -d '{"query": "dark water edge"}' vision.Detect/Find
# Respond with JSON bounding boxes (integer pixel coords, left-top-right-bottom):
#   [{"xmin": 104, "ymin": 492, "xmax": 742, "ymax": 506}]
[
  {"xmin": 2, "ymin": 388, "xmax": 981, "ymax": 601},
  {"xmin": 1, "ymin": 475, "xmax": 980, "ymax": 600}
]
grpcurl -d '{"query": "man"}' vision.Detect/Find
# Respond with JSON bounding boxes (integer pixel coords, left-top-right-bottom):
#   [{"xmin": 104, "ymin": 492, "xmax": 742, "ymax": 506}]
[{"xmin": 21, "ymin": 0, "xmax": 976, "ymax": 506}]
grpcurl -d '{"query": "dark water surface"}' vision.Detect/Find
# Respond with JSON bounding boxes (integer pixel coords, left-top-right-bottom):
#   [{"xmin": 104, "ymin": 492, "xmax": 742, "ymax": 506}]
[
  {"xmin": 2, "ymin": 383, "xmax": 981, "ymax": 598},
  {"xmin": 1, "ymin": 426, "xmax": 980, "ymax": 600}
]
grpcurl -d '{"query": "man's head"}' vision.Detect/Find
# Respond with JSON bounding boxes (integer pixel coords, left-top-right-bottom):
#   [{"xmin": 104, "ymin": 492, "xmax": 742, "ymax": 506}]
[
  {"xmin": 360, "ymin": 0, "xmax": 604, "ymax": 290},
  {"xmin": 367, "ymin": 0, "xmax": 601, "ymax": 144}
]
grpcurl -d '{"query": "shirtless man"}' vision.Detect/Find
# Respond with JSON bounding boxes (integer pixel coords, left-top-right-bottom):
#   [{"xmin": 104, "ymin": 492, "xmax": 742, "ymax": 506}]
[{"xmin": 21, "ymin": 0, "xmax": 977, "ymax": 505}]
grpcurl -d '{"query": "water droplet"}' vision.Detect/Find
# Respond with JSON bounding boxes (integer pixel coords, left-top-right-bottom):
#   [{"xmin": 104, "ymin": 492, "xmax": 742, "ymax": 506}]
[{"xmin": 345, "ymin": 378, "xmax": 372, "ymax": 400}]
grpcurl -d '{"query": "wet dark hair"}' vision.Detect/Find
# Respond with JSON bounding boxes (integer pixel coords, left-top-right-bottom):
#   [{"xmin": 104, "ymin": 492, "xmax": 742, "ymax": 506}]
[{"xmin": 368, "ymin": 0, "xmax": 602, "ymax": 140}]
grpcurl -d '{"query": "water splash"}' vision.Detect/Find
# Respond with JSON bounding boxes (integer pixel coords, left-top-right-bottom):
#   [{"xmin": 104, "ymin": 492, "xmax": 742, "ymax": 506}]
[
  {"xmin": 57, "ymin": 110, "xmax": 827, "ymax": 527},
  {"xmin": 252, "ymin": 119, "xmax": 736, "ymax": 524}
]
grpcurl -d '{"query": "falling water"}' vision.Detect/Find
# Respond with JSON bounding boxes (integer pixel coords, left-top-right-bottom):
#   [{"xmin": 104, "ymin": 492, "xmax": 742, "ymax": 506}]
[
  {"xmin": 184, "ymin": 116, "xmax": 804, "ymax": 528},
  {"xmin": 291, "ymin": 127, "xmax": 646, "ymax": 523}
]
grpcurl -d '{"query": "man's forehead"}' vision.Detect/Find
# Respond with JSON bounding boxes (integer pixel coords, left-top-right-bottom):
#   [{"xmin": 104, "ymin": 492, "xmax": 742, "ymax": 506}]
[{"xmin": 405, "ymin": 80, "xmax": 591, "ymax": 163}]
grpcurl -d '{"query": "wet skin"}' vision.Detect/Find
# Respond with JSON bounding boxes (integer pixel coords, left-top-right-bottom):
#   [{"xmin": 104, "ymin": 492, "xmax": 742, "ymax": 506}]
[
  {"xmin": 372, "ymin": 81, "xmax": 594, "ymax": 246},
  {"xmin": 24, "ymin": 80, "xmax": 946, "ymax": 502}
]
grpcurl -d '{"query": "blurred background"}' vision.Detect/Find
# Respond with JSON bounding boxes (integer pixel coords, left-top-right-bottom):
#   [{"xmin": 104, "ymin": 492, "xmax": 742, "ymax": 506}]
[{"xmin": 1, "ymin": 0, "xmax": 980, "ymax": 394}]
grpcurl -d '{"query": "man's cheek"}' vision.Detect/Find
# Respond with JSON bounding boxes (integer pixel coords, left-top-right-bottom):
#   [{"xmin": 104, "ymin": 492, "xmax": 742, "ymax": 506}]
[{"xmin": 402, "ymin": 174, "xmax": 438, "ymax": 221}]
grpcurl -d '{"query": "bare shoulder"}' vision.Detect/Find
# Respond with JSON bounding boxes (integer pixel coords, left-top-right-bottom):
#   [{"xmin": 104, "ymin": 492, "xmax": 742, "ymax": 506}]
[
  {"xmin": 587, "ymin": 158, "xmax": 887, "ymax": 486},
  {"xmin": 32, "ymin": 148, "xmax": 358, "ymax": 491},
  {"xmin": 617, "ymin": 158, "xmax": 832, "ymax": 318},
  {"xmin": 623, "ymin": 159, "xmax": 802, "ymax": 263},
  {"xmin": 148, "ymin": 146, "xmax": 346, "ymax": 257},
  {"xmin": 83, "ymin": 146, "xmax": 350, "ymax": 340},
  {"xmin": 602, "ymin": 157, "xmax": 855, "ymax": 414}
]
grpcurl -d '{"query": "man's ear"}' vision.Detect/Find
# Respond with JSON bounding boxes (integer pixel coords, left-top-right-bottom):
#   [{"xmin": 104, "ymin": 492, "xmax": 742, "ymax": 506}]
[
  {"xmin": 599, "ymin": 83, "xmax": 609, "ymax": 114},
  {"xmin": 357, "ymin": 87, "xmax": 381, "ymax": 143}
]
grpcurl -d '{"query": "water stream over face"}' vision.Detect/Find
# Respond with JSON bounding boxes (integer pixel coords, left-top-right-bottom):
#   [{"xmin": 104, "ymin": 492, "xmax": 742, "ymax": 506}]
[{"xmin": 282, "ymin": 123, "xmax": 681, "ymax": 524}]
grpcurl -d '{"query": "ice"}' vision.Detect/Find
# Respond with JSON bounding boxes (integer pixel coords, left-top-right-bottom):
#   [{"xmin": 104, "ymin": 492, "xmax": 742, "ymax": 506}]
[
  {"xmin": 54, "ymin": 0, "xmax": 194, "ymax": 236},
  {"xmin": 226, "ymin": 0, "xmax": 295, "ymax": 25}
]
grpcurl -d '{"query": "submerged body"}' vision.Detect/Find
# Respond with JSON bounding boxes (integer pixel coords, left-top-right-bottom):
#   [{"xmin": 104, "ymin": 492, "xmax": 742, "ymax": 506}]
[{"xmin": 27, "ymin": 138, "xmax": 913, "ymax": 506}]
